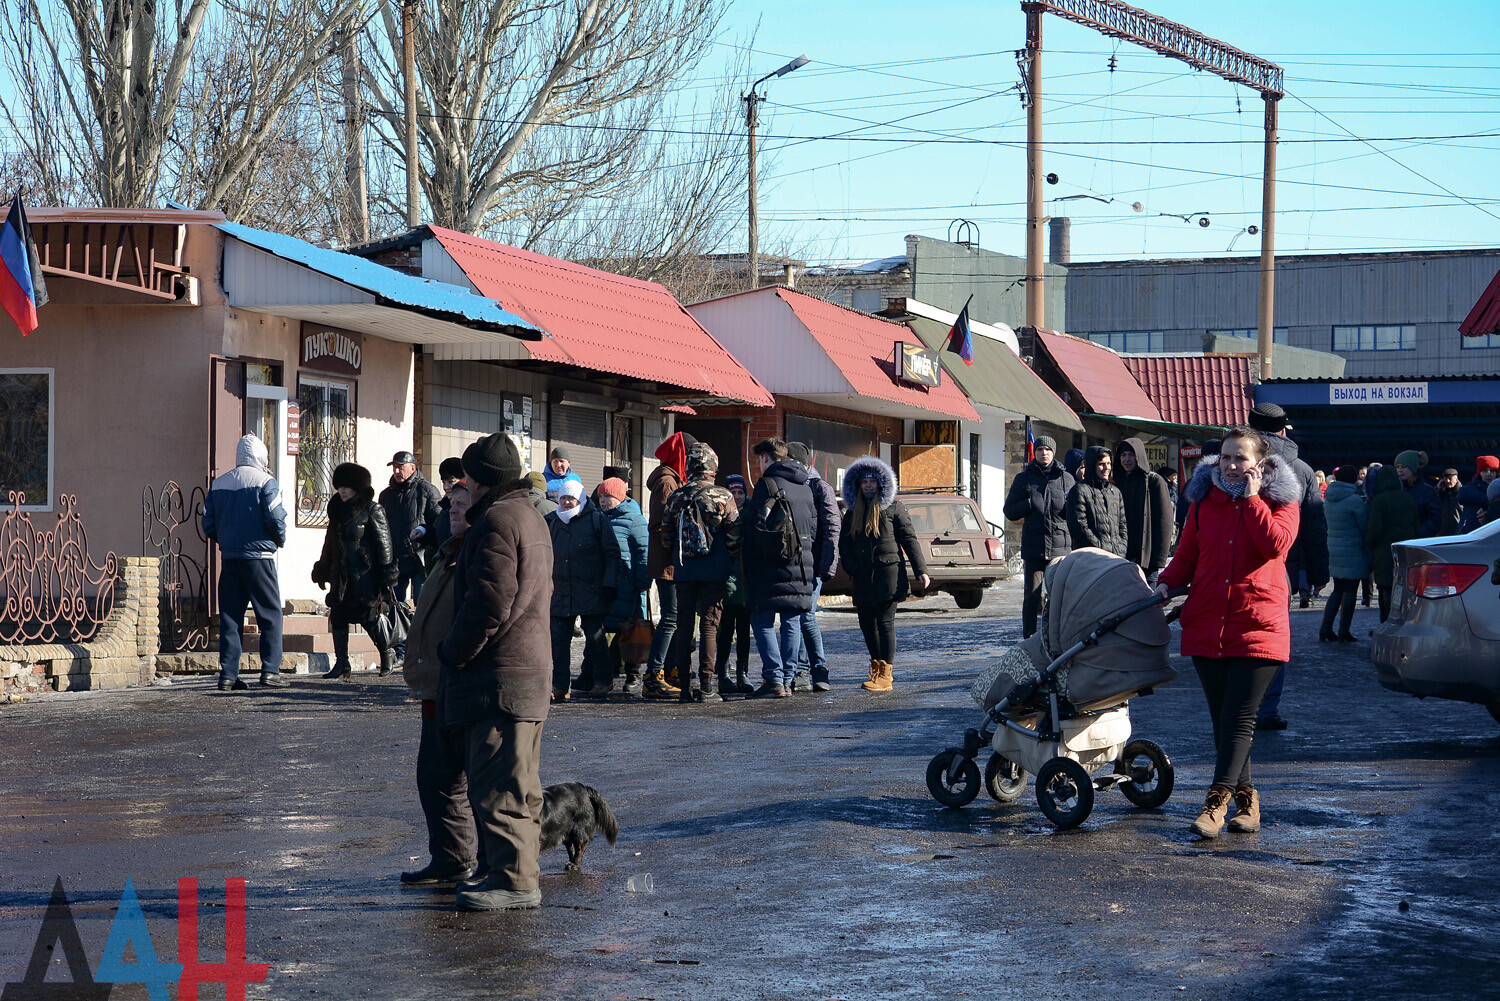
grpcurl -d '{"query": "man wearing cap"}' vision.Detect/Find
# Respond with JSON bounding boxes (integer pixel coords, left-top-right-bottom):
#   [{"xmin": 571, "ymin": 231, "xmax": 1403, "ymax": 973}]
[
  {"xmin": 379, "ymin": 450, "xmax": 445, "ymax": 608},
  {"xmin": 1436, "ymin": 468, "xmax": 1464, "ymax": 536},
  {"xmin": 543, "ymin": 446, "xmax": 584, "ymax": 501},
  {"xmin": 1393, "ymin": 449, "xmax": 1441, "ymax": 538},
  {"xmin": 1247, "ymin": 402, "xmax": 1329, "ymax": 731},
  {"xmin": 1459, "ymin": 456, "xmax": 1498, "ymax": 532},
  {"xmin": 439, "ymin": 432, "xmax": 553, "ymax": 911},
  {"xmin": 1002, "ymin": 434, "xmax": 1074, "ymax": 639}
]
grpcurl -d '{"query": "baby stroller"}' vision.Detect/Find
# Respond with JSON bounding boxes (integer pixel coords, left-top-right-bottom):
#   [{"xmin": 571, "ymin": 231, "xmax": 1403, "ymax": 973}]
[{"xmin": 925, "ymin": 548, "xmax": 1181, "ymax": 829}]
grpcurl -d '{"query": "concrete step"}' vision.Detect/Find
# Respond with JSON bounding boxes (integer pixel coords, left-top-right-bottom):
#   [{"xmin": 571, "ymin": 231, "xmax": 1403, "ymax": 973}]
[{"xmin": 283, "ymin": 632, "xmax": 378, "ymax": 655}]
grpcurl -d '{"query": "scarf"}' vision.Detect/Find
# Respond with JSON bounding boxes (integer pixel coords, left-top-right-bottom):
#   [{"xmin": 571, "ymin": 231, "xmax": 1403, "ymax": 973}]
[
  {"xmin": 1212, "ymin": 464, "xmax": 1249, "ymax": 500},
  {"xmin": 556, "ymin": 480, "xmax": 586, "ymax": 523}
]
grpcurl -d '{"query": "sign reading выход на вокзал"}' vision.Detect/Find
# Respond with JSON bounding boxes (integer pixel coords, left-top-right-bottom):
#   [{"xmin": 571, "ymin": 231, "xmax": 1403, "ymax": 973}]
[{"xmin": 1329, "ymin": 381, "xmax": 1428, "ymax": 405}]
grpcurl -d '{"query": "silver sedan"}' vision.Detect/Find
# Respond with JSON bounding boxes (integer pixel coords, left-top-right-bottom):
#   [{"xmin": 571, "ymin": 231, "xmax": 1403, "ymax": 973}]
[{"xmin": 1372, "ymin": 518, "xmax": 1500, "ymax": 722}]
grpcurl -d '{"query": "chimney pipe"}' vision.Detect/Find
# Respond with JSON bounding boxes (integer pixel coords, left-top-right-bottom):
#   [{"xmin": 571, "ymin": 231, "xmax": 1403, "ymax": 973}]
[
  {"xmin": 1048, "ymin": 216, "xmax": 1071, "ymax": 265},
  {"xmin": 783, "ymin": 263, "xmax": 796, "ymax": 288}
]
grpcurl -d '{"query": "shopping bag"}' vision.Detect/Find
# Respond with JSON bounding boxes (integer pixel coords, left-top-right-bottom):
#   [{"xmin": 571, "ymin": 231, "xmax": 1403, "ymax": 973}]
[
  {"xmin": 372, "ymin": 591, "xmax": 412, "ymax": 650},
  {"xmin": 618, "ymin": 618, "xmax": 654, "ymax": 665}
]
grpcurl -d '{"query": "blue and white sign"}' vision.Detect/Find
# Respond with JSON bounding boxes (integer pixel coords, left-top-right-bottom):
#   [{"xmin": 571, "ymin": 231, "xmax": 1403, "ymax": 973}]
[{"xmin": 1329, "ymin": 381, "xmax": 1429, "ymax": 406}]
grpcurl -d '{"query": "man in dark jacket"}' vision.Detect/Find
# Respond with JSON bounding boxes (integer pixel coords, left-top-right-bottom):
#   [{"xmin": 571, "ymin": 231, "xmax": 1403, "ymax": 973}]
[
  {"xmin": 662, "ymin": 442, "xmax": 740, "ymax": 703},
  {"xmin": 743, "ymin": 438, "xmax": 817, "ymax": 698},
  {"xmin": 643, "ymin": 431, "xmax": 695, "ymax": 700},
  {"xmin": 380, "ymin": 451, "xmax": 445, "ymax": 603},
  {"xmin": 1393, "ymin": 449, "xmax": 1441, "ymax": 537},
  {"xmin": 438, "ymin": 432, "xmax": 553, "ymax": 912},
  {"xmin": 1115, "ymin": 437, "xmax": 1174, "ymax": 584},
  {"xmin": 1002, "ymin": 435, "xmax": 1074, "ymax": 638},
  {"xmin": 787, "ymin": 441, "xmax": 841, "ymax": 693},
  {"xmin": 1436, "ymin": 468, "xmax": 1464, "ymax": 536},
  {"xmin": 1458, "ymin": 456, "xmax": 1498, "ymax": 532},
  {"xmin": 202, "ymin": 433, "xmax": 288, "ymax": 690},
  {"xmin": 1248, "ymin": 402, "xmax": 1330, "ymax": 730},
  {"xmin": 1066, "ymin": 447, "xmax": 1128, "ymax": 556},
  {"xmin": 428, "ymin": 456, "xmax": 466, "ymax": 553}
]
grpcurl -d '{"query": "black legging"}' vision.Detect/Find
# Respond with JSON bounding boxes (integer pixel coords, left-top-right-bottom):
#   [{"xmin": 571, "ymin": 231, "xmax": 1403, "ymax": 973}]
[
  {"xmin": 1320, "ymin": 577, "xmax": 1360, "ymax": 636},
  {"xmin": 1193, "ymin": 656, "xmax": 1281, "ymax": 789},
  {"xmin": 857, "ymin": 600, "xmax": 899, "ymax": 663}
]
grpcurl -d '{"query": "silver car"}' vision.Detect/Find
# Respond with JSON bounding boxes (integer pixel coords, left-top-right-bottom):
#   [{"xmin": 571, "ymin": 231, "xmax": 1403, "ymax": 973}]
[{"xmin": 1371, "ymin": 518, "xmax": 1500, "ymax": 722}]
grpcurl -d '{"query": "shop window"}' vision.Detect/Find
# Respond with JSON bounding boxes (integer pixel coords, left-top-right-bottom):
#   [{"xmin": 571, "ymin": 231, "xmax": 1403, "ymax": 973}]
[
  {"xmin": 1208, "ymin": 327, "xmax": 1289, "ymax": 345},
  {"xmin": 296, "ymin": 376, "xmax": 356, "ymax": 527},
  {"xmin": 1462, "ymin": 332, "xmax": 1500, "ymax": 349},
  {"xmin": 245, "ymin": 364, "xmax": 285, "ymax": 482},
  {"xmin": 1333, "ymin": 324, "xmax": 1415, "ymax": 352},
  {"xmin": 1086, "ymin": 331, "xmax": 1164, "ymax": 354},
  {"xmin": 0, "ymin": 369, "xmax": 52, "ymax": 509}
]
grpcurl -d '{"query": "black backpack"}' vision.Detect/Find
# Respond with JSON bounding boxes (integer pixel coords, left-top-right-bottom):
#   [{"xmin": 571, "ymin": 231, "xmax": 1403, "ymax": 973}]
[{"xmin": 749, "ymin": 474, "xmax": 803, "ymax": 567}]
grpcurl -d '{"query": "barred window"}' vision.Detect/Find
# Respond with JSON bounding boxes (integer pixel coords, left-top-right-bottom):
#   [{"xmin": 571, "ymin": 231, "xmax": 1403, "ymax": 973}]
[
  {"xmin": 295, "ymin": 376, "xmax": 356, "ymax": 528},
  {"xmin": 0, "ymin": 370, "xmax": 52, "ymax": 510}
]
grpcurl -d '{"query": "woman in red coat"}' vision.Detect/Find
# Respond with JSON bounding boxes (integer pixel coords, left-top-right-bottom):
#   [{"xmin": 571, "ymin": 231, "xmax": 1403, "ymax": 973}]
[{"xmin": 1157, "ymin": 427, "xmax": 1301, "ymax": 839}]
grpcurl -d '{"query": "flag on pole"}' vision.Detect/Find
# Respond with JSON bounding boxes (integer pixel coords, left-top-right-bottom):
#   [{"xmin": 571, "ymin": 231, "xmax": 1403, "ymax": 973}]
[
  {"xmin": 0, "ymin": 194, "xmax": 47, "ymax": 336},
  {"xmin": 1026, "ymin": 418, "xmax": 1035, "ymax": 463},
  {"xmin": 945, "ymin": 294, "xmax": 974, "ymax": 366}
]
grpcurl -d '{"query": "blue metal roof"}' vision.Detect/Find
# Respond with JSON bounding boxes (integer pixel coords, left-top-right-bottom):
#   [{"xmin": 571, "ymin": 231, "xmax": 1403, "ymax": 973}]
[{"xmin": 216, "ymin": 220, "xmax": 543, "ymax": 340}]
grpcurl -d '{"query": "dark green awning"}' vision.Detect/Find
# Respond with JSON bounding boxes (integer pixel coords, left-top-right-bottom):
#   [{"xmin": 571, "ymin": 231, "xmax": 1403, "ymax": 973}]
[
  {"xmin": 1079, "ymin": 412, "xmax": 1228, "ymax": 439},
  {"xmin": 906, "ymin": 315, "xmax": 1083, "ymax": 431}
]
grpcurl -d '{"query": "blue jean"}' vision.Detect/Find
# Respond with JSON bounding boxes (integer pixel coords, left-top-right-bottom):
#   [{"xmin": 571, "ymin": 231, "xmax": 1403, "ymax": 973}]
[
  {"xmin": 795, "ymin": 580, "xmax": 827, "ymax": 683},
  {"xmin": 751, "ymin": 609, "xmax": 804, "ymax": 687},
  {"xmin": 218, "ymin": 558, "xmax": 282, "ymax": 681},
  {"xmin": 647, "ymin": 580, "xmax": 677, "ymax": 676},
  {"xmin": 1259, "ymin": 663, "xmax": 1287, "ymax": 717}
]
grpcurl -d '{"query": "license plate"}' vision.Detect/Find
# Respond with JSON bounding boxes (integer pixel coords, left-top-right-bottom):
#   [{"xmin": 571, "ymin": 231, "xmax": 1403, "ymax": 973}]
[{"xmin": 931, "ymin": 543, "xmax": 972, "ymax": 559}]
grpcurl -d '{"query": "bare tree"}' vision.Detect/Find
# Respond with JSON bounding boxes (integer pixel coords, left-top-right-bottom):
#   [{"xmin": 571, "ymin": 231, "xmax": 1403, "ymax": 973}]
[{"xmin": 362, "ymin": 0, "xmax": 728, "ymax": 236}]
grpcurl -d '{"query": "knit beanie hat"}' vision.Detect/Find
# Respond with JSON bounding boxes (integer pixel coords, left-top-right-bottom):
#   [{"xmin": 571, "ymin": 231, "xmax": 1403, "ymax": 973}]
[
  {"xmin": 525, "ymin": 471, "xmax": 547, "ymax": 492},
  {"xmin": 786, "ymin": 441, "xmax": 812, "ymax": 466},
  {"xmin": 599, "ymin": 477, "xmax": 628, "ymax": 502},
  {"xmin": 331, "ymin": 462, "xmax": 371, "ymax": 492},
  {"xmin": 1394, "ymin": 449, "xmax": 1421, "ymax": 472},
  {"xmin": 549, "ymin": 445, "xmax": 571, "ymax": 462},
  {"xmin": 1063, "ymin": 448, "xmax": 1085, "ymax": 477},
  {"xmin": 724, "ymin": 473, "xmax": 747, "ymax": 493},
  {"xmin": 438, "ymin": 456, "xmax": 465, "ymax": 481},
  {"xmin": 1478, "ymin": 456, "xmax": 1499, "ymax": 475},
  {"xmin": 1201, "ymin": 439, "xmax": 1223, "ymax": 459},
  {"xmin": 1335, "ymin": 464, "xmax": 1359, "ymax": 483},
  {"xmin": 463, "ymin": 433, "xmax": 523, "ymax": 487},
  {"xmin": 1035, "ymin": 435, "xmax": 1057, "ymax": 453}
]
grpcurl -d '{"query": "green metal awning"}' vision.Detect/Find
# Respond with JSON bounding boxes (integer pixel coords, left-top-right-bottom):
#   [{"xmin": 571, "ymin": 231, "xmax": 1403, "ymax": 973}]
[
  {"xmin": 906, "ymin": 315, "xmax": 1083, "ymax": 431},
  {"xmin": 1079, "ymin": 412, "xmax": 1228, "ymax": 439}
]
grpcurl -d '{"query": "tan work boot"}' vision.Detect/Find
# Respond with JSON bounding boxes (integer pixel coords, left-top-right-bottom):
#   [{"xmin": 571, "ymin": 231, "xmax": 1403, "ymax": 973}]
[
  {"xmin": 1227, "ymin": 785, "xmax": 1261, "ymax": 833},
  {"xmin": 1190, "ymin": 784, "xmax": 1235, "ymax": 839},
  {"xmin": 861, "ymin": 659, "xmax": 893, "ymax": 692}
]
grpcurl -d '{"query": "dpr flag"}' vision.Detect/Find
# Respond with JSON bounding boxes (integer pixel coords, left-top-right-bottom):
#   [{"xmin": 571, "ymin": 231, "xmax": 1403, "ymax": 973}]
[
  {"xmin": 945, "ymin": 294, "xmax": 974, "ymax": 366},
  {"xmin": 0, "ymin": 194, "xmax": 48, "ymax": 336}
]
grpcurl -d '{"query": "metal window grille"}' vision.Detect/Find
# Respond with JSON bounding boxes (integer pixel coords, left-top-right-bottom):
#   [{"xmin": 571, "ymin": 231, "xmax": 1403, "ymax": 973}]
[{"xmin": 296, "ymin": 379, "xmax": 356, "ymax": 528}]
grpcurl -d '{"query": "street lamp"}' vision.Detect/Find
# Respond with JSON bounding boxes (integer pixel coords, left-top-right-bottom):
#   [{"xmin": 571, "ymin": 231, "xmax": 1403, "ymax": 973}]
[{"xmin": 745, "ymin": 54, "xmax": 809, "ymax": 290}]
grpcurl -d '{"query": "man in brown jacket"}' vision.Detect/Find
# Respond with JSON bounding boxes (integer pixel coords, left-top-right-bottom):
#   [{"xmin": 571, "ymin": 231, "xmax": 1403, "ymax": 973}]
[
  {"xmin": 642, "ymin": 431, "xmax": 695, "ymax": 699},
  {"xmin": 439, "ymin": 433, "xmax": 554, "ymax": 911}
]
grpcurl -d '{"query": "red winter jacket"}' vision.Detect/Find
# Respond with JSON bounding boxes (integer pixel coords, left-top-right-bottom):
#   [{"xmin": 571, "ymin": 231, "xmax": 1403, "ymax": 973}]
[{"xmin": 1157, "ymin": 454, "xmax": 1302, "ymax": 662}]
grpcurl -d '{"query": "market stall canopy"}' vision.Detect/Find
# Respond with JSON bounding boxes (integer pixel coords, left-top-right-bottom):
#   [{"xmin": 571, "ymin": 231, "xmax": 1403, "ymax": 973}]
[
  {"xmin": 893, "ymin": 301, "xmax": 1081, "ymax": 431},
  {"xmin": 219, "ymin": 221, "xmax": 542, "ymax": 345},
  {"xmin": 419, "ymin": 227, "xmax": 774, "ymax": 408},
  {"xmin": 1121, "ymin": 354, "xmax": 1251, "ymax": 429},
  {"xmin": 687, "ymin": 286, "xmax": 979, "ymax": 422},
  {"xmin": 1032, "ymin": 328, "xmax": 1163, "ymax": 423}
]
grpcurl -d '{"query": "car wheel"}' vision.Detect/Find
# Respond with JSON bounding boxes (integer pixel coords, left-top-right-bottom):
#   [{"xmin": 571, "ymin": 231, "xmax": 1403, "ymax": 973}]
[{"xmin": 953, "ymin": 589, "xmax": 984, "ymax": 610}]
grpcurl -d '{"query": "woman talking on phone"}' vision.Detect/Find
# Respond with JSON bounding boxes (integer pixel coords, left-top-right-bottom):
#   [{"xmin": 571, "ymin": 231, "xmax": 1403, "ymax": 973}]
[{"xmin": 1156, "ymin": 427, "xmax": 1301, "ymax": 839}]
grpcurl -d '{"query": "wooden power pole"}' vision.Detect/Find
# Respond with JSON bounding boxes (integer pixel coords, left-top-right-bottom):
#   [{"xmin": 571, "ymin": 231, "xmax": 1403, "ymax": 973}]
[
  {"xmin": 340, "ymin": 23, "xmax": 369, "ymax": 244},
  {"xmin": 402, "ymin": 0, "xmax": 420, "ymax": 229}
]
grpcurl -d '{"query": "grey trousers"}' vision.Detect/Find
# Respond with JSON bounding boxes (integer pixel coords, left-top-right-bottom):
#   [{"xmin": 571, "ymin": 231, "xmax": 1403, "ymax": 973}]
[
  {"xmin": 416, "ymin": 708, "xmax": 480, "ymax": 870},
  {"xmin": 463, "ymin": 719, "xmax": 544, "ymax": 893}
]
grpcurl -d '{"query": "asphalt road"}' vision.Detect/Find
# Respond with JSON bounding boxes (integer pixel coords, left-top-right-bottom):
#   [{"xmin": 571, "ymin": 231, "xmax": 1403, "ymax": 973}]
[{"xmin": 2, "ymin": 582, "xmax": 1497, "ymax": 1000}]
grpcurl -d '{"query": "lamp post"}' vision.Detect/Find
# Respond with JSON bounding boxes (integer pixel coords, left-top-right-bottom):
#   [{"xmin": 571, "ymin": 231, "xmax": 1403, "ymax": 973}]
[{"xmin": 745, "ymin": 54, "xmax": 809, "ymax": 290}]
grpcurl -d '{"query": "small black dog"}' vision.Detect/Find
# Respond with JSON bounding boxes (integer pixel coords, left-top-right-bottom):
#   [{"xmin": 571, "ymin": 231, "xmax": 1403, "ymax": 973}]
[{"xmin": 540, "ymin": 782, "xmax": 618, "ymax": 872}]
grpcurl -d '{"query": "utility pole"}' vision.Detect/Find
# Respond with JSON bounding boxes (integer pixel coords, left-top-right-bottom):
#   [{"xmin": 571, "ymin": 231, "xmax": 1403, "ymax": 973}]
[
  {"xmin": 402, "ymin": 0, "xmax": 419, "ymax": 229},
  {"xmin": 746, "ymin": 90, "xmax": 760, "ymax": 290},
  {"xmin": 1024, "ymin": 4, "xmax": 1044, "ymax": 328},
  {"xmin": 339, "ymin": 23, "xmax": 369, "ymax": 244},
  {"xmin": 1258, "ymin": 95, "xmax": 1279, "ymax": 379}
]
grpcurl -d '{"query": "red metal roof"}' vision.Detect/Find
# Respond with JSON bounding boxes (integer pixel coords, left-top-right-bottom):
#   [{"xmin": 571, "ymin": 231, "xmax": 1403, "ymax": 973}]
[
  {"xmin": 1122, "ymin": 355, "xmax": 1252, "ymax": 428},
  {"xmin": 427, "ymin": 227, "xmax": 774, "ymax": 406},
  {"xmin": 1035, "ymin": 330, "xmax": 1162, "ymax": 421},
  {"xmin": 1459, "ymin": 265, "xmax": 1500, "ymax": 337},
  {"xmin": 773, "ymin": 288, "xmax": 979, "ymax": 421}
]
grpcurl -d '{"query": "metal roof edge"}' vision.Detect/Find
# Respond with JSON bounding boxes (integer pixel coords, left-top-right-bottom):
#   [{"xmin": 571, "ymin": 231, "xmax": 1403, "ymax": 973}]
[{"xmin": 1066, "ymin": 247, "xmax": 1500, "ymax": 269}]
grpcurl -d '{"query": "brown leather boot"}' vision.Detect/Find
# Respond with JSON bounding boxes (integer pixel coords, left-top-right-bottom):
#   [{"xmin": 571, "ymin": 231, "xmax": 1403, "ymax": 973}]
[
  {"xmin": 1190, "ymin": 784, "xmax": 1234, "ymax": 839},
  {"xmin": 1227, "ymin": 785, "xmax": 1261, "ymax": 833},
  {"xmin": 861, "ymin": 659, "xmax": 893, "ymax": 692}
]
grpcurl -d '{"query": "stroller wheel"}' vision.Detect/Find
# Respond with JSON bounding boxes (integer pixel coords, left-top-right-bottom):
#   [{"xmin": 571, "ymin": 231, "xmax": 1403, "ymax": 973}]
[
  {"xmin": 984, "ymin": 753, "xmax": 1028, "ymax": 803},
  {"xmin": 926, "ymin": 750, "xmax": 981, "ymax": 808},
  {"xmin": 1035, "ymin": 757, "xmax": 1094, "ymax": 829},
  {"xmin": 1117, "ymin": 739, "xmax": 1175, "ymax": 809}
]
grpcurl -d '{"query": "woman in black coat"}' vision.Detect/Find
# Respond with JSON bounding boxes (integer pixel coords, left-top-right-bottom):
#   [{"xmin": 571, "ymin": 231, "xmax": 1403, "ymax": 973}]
[
  {"xmin": 838, "ymin": 456, "xmax": 929, "ymax": 693},
  {"xmin": 312, "ymin": 462, "xmax": 399, "ymax": 678},
  {"xmin": 1067, "ymin": 446, "xmax": 1128, "ymax": 556}
]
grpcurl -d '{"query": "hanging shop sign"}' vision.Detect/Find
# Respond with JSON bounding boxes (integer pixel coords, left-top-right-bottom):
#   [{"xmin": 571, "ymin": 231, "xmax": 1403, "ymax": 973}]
[
  {"xmin": 286, "ymin": 403, "xmax": 300, "ymax": 455},
  {"xmin": 299, "ymin": 323, "xmax": 363, "ymax": 376},
  {"xmin": 897, "ymin": 342, "xmax": 941, "ymax": 388},
  {"xmin": 1329, "ymin": 381, "xmax": 1428, "ymax": 406}
]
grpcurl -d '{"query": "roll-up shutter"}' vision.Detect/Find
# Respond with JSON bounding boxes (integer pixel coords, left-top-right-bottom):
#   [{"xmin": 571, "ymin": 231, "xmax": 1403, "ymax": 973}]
[{"xmin": 550, "ymin": 403, "xmax": 609, "ymax": 492}]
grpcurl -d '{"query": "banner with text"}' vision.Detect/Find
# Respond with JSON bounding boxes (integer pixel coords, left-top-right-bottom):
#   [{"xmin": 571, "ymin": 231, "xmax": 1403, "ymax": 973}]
[{"xmin": 1328, "ymin": 381, "xmax": 1428, "ymax": 406}]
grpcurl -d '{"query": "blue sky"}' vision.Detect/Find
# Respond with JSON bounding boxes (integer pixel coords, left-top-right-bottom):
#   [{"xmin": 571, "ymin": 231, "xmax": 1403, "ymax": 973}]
[{"xmin": 705, "ymin": 0, "xmax": 1500, "ymax": 265}]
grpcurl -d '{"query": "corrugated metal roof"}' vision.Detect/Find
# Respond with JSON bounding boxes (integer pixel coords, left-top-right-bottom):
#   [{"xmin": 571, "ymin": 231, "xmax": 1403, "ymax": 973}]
[
  {"xmin": 427, "ymin": 227, "xmax": 774, "ymax": 407},
  {"xmin": 1122, "ymin": 355, "xmax": 1252, "ymax": 428},
  {"xmin": 217, "ymin": 220, "xmax": 541, "ymax": 340},
  {"xmin": 771, "ymin": 288, "xmax": 979, "ymax": 421},
  {"xmin": 1459, "ymin": 265, "xmax": 1500, "ymax": 337},
  {"xmin": 1035, "ymin": 329, "xmax": 1162, "ymax": 421},
  {"xmin": 904, "ymin": 314, "xmax": 1081, "ymax": 430}
]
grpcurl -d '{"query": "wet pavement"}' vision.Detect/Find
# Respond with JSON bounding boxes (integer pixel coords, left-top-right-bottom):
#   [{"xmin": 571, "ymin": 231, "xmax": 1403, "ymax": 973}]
[{"xmin": 2, "ymin": 582, "xmax": 1498, "ymax": 999}]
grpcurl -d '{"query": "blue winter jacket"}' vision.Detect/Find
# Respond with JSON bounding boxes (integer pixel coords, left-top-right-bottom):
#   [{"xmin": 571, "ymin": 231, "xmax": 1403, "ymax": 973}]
[
  {"xmin": 1403, "ymin": 479, "xmax": 1442, "ymax": 538},
  {"xmin": 202, "ymin": 435, "xmax": 287, "ymax": 559},
  {"xmin": 602, "ymin": 498, "xmax": 650, "ymax": 627},
  {"xmin": 1458, "ymin": 477, "xmax": 1492, "ymax": 533},
  {"xmin": 1322, "ymin": 480, "xmax": 1369, "ymax": 580},
  {"xmin": 544, "ymin": 467, "xmax": 584, "ymax": 500}
]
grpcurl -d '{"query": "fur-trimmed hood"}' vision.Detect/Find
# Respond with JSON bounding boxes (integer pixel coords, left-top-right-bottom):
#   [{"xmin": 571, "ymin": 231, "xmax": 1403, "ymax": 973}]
[
  {"xmin": 842, "ymin": 456, "xmax": 897, "ymax": 510},
  {"xmin": 1184, "ymin": 452, "xmax": 1300, "ymax": 508}
]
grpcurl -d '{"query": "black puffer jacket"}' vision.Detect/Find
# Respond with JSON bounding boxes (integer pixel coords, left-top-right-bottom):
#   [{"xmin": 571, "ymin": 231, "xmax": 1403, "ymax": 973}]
[
  {"xmin": 1116, "ymin": 436, "xmax": 1174, "ymax": 571},
  {"xmin": 545, "ymin": 501, "xmax": 621, "ymax": 618},
  {"xmin": 1268, "ymin": 435, "xmax": 1330, "ymax": 589},
  {"xmin": 838, "ymin": 457, "xmax": 927, "ymax": 607},
  {"xmin": 743, "ymin": 458, "xmax": 818, "ymax": 614},
  {"xmin": 379, "ymin": 471, "xmax": 444, "ymax": 577},
  {"xmin": 1003, "ymin": 460, "xmax": 1075, "ymax": 562},
  {"xmin": 313, "ymin": 487, "xmax": 398, "ymax": 614},
  {"xmin": 1067, "ymin": 449, "xmax": 1128, "ymax": 556}
]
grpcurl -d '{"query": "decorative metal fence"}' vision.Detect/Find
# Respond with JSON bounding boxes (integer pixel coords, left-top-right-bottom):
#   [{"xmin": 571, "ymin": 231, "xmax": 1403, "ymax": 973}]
[
  {"xmin": 142, "ymin": 481, "xmax": 212, "ymax": 653},
  {"xmin": 0, "ymin": 492, "xmax": 118, "ymax": 645}
]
